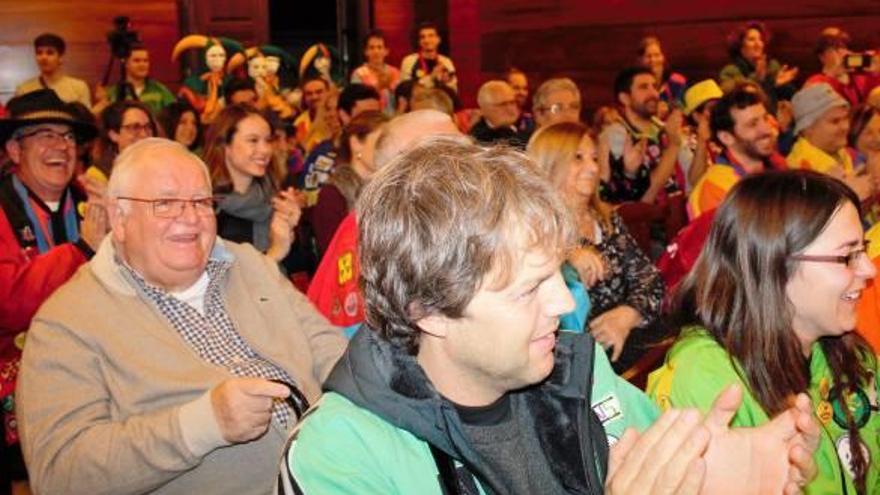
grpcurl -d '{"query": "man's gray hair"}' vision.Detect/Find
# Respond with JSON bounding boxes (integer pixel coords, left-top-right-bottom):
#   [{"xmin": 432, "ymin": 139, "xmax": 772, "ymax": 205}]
[
  {"xmin": 476, "ymin": 80, "xmax": 513, "ymax": 110},
  {"xmin": 532, "ymin": 77, "xmax": 580, "ymax": 112},
  {"xmin": 108, "ymin": 137, "xmax": 211, "ymax": 199},
  {"xmin": 372, "ymin": 109, "xmax": 467, "ymax": 169}
]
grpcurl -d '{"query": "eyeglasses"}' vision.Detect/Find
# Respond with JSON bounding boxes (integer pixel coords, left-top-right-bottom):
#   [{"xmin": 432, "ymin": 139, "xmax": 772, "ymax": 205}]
[
  {"xmin": 17, "ymin": 128, "xmax": 76, "ymax": 146},
  {"xmin": 541, "ymin": 102, "xmax": 581, "ymax": 115},
  {"xmin": 119, "ymin": 123, "xmax": 154, "ymax": 135},
  {"xmin": 116, "ymin": 197, "xmax": 217, "ymax": 218},
  {"xmin": 790, "ymin": 242, "xmax": 870, "ymax": 270},
  {"xmin": 490, "ymin": 99, "xmax": 518, "ymax": 108}
]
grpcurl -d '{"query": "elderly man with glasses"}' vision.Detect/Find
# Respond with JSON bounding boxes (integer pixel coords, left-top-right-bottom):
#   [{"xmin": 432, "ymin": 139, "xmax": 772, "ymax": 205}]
[
  {"xmin": 16, "ymin": 137, "xmax": 347, "ymax": 494},
  {"xmin": 0, "ymin": 88, "xmax": 104, "ymax": 493},
  {"xmin": 470, "ymin": 80, "xmax": 529, "ymax": 147}
]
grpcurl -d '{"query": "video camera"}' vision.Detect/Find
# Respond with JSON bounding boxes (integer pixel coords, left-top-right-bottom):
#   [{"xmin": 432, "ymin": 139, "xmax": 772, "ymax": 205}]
[
  {"xmin": 844, "ymin": 51, "xmax": 876, "ymax": 72},
  {"xmin": 107, "ymin": 16, "xmax": 140, "ymax": 60}
]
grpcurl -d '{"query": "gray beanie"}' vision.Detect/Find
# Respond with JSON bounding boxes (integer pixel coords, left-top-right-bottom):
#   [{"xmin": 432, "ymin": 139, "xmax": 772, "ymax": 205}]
[{"xmin": 792, "ymin": 83, "xmax": 849, "ymax": 134}]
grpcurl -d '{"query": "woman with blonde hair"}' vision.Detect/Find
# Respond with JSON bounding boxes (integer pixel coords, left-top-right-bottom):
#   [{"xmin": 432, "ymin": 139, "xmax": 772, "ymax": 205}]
[{"xmin": 528, "ymin": 121, "xmax": 667, "ymax": 373}]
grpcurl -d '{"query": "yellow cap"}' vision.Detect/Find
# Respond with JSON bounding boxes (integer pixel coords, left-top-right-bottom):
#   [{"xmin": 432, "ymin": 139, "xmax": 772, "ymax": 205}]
[{"xmin": 683, "ymin": 79, "xmax": 723, "ymax": 116}]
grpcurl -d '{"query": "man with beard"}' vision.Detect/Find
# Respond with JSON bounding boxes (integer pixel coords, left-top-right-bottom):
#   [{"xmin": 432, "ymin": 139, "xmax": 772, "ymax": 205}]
[
  {"xmin": 688, "ymin": 83, "xmax": 786, "ymax": 219},
  {"xmin": 602, "ymin": 67, "xmax": 686, "ymax": 205}
]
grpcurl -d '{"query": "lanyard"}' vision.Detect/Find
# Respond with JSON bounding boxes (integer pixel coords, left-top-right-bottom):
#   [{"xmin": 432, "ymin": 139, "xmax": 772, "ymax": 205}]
[{"xmin": 11, "ymin": 175, "xmax": 79, "ymax": 253}]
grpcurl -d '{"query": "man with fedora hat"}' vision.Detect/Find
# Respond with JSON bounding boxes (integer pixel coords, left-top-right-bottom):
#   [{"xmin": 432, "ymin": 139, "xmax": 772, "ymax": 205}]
[{"xmin": 0, "ymin": 88, "xmax": 104, "ymax": 493}]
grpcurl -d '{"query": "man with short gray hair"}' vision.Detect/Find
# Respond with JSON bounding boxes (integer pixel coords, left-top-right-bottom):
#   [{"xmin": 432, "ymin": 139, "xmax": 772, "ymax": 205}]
[
  {"xmin": 533, "ymin": 77, "xmax": 582, "ymax": 129},
  {"xmin": 470, "ymin": 80, "xmax": 528, "ymax": 147},
  {"xmin": 17, "ymin": 138, "xmax": 347, "ymax": 494}
]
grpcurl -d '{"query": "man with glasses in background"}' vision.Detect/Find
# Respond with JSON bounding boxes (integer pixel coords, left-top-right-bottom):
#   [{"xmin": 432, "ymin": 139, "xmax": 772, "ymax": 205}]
[
  {"xmin": 532, "ymin": 77, "xmax": 582, "ymax": 129},
  {"xmin": 470, "ymin": 80, "xmax": 529, "ymax": 147},
  {"xmin": 0, "ymin": 88, "xmax": 103, "ymax": 494},
  {"xmin": 16, "ymin": 138, "xmax": 347, "ymax": 494}
]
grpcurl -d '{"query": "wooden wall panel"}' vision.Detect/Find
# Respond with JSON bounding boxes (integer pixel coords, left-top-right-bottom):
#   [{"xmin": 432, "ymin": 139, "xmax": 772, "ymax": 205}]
[
  {"xmin": 372, "ymin": 0, "xmax": 415, "ymax": 66},
  {"xmin": 0, "ymin": 0, "xmax": 180, "ymax": 104},
  {"xmin": 186, "ymin": 0, "xmax": 268, "ymax": 48}
]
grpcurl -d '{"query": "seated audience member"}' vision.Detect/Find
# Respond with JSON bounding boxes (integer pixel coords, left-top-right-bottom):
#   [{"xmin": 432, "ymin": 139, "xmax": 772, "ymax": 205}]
[
  {"xmin": 226, "ymin": 77, "xmax": 259, "ymax": 107},
  {"xmin": 292, "ymin": 75, "xmax": 330, "ymax": 149},
  {"xmin": 99, "ymin": 44, "xmax": 176, "ymax": 116},
  {"xmin": 529, "ymin": 122, "xmax": 667, "ymax": 373},
  {"xmin": 400, "ymin": 22, "xmax": 457, "ymax": 91},
  {"xmin": 158, "ymin": 99, "xmax": 203, "ymax": 152},
  {"xmin": 0, "ymin": 89, "xmax": 103, "ymax": 495},
  {"xmin": 309, "ymin": 111, "xmax": 388, "ymax": 258},
  {"xmin": 719, "ymin": 21, "xmax": 798, "ymax": 114},
  {"xmin": 788, "ymin": 83, "xmax": 874, "ymax": 201},
  {"xmin": 203, "ymin": 105, "xmax": 310, "ymax": 274},
  {"xmin": 601, "ymin": 66, "xmax": 686, "ymax": 206},
  {"xmin": 15, "ymin": 33, "xmax": 91, "ymax": 107},
  {"xmin": 337, "ymin": 83, "xmax": 381, "ymax": 126},
  {"xmin": 850, "ymin": 105, "xmax": 880, "ymax": 224},
  {"xmin": 306, "ymin": 110, "xmax": 462, "ymax": 333},
  {"xmin": 681, "ymin": 79, "xmax": 723, "ymax": 188},
  {"xmin": 350, "ymin": 30, "xmax": 400, "ymax": 115},
  {"xmin": 408, "ymin": 83, "xmax": 455, "ymax": 116},
  {"xmin": 650, "ymin": 170, "xmax": 878, "ymax": 494},
  {"xmin": 470, "ymin": 80, "xmax": 528, "ymax": 147},
  {"xmin": 532, "ymin": 77, "xmax": 582, "ymax": 129},
  {"xmin": 298, "ymin": 87, "xmax": 345, "ymax": 205},
  {"xmin": 17, "ymin": 138, "xmax": 346, "ymax": 494},
  {"xmin": 689, "ymin": 84, "xmax": 784, "ymax": 219},
  {"xmin": 92, "ymin": 100, "xmax": 158, "ymax": 181},
  {"xmin": 805, "ymin": 27, "xmax": 880, "ymax": 108},
  {"xmin": 283, "ymin": 138, "xmax": 819, "ymax": 494},
  {"xmin": 638, "ymin": 35, "xmax": 687, "ymax": 116},
  {"xmin": 392, "ymin": 79, "xmax": 416, "ymax": 115},
  {"xmin": 507, "ymin": 67, "xmax": 535, "ymax": 136}
]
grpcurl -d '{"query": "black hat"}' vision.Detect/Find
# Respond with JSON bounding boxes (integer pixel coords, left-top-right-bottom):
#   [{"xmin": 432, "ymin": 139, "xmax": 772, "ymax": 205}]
[{"xmin": 0, "ymin": 89, "xmax": 97, "ymax": 144}]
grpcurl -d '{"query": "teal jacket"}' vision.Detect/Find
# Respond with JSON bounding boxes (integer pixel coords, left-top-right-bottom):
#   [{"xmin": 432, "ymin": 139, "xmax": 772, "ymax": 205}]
[
  {"xmin": 648, "ymin": 327, "xmax": 880, "ymax": 495},
  {"xmin": 280, "ymin": 325, "xmax": 659, "ymax": 494}
]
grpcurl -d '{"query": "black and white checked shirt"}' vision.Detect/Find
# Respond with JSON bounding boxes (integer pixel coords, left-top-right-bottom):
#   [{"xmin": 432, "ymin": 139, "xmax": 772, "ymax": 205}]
[{"xmin": 118, "ymin": 257, "xmax": 296, "ymax": 428}]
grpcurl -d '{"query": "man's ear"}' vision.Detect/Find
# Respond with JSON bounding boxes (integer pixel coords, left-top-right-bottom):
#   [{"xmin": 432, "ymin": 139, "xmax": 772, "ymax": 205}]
[
  {"xmin": 5, "ymin": 139, "xmax": 21, "ymax": 165},
  {"xmin": 408, "ymin": 301, "xmax": 449, "ymax": 338},
  {"xmin": 416, "ymin": 313, "xmax": 450, "ymax": 339},
  {"xmin": 107, "ymin": 201, "xmax": 127, "ymax": 243},
  {"xmin": 717, "ymin": 130, "xmax": 736, "ymax": 148},
  {"xmin": 617, "ymin": 92, "xmax": 631, "ymax": 108}
]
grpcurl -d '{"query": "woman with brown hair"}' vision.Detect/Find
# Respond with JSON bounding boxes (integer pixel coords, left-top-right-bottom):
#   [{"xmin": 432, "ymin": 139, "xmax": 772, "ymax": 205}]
[
  {"xmin": 528, "ymin": 121, "xmax": 667, "ymax": 373},
  {"xmin": 719, "ymin": 21, "xmax": 799, "ymax": 113},
  {"xmin": 649, "ymin": 169, "xmax": 879, "ymax": 494},
  {"xmin": 637, "ymin": 35, "xmax": 687, "ymax": 117},
  {"xmin": 203, "ymin": 104, "xmax": 311, "ymax": 273},
  {"xmin": 308, "ymin": 110, "xmax": 388, "ymax": 258},
  {"xmin": 92, "ymin": 100, "xmax": 158, "ymax": 179}
]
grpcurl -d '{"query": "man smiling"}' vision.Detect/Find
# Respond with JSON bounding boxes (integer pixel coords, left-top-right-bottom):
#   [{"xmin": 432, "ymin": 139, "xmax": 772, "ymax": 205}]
[
  {"xmin": 282, "ymin": 139, "xmax": 820, "ymax": 494},
  {"xmin": 16, "ymin": 138, "xmax": 346, "ymax": 494},
  {"xmin": 0, "ymin": 87, "xmax": 101, "ymax": 494}
]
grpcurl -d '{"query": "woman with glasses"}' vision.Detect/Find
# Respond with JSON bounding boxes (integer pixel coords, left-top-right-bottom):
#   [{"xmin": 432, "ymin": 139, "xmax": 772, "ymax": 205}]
[
  {"xmin": 649, "ymin": 169, "xmax": 879, "ymax": 494},
  {"xmin": 203, "ymin": 104, "xmax": 315, "ymax": 276},
  {"xmin": 92, "ymin": 100, "xmax": 158, "ymax": 180}
]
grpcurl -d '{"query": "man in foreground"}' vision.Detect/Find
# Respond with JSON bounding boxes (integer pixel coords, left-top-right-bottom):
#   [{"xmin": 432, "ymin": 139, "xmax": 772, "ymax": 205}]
[
  {"xmin": 283, "ymin": 139, "xmax": 818, "ymax": 494},
  {"xmin": 17, "ymin": 138, "xmax": 346, "ymax": 494}
]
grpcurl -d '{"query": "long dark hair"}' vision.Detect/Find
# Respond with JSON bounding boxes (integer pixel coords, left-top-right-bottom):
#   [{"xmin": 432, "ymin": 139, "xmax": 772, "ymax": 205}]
[
  {"xmin": 158, "ymin": 100, "xmax": 203, "ymax": 151},
  {"xmin": 671, "ymin": 169, "xmax": 874, "ymax": 493}
]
